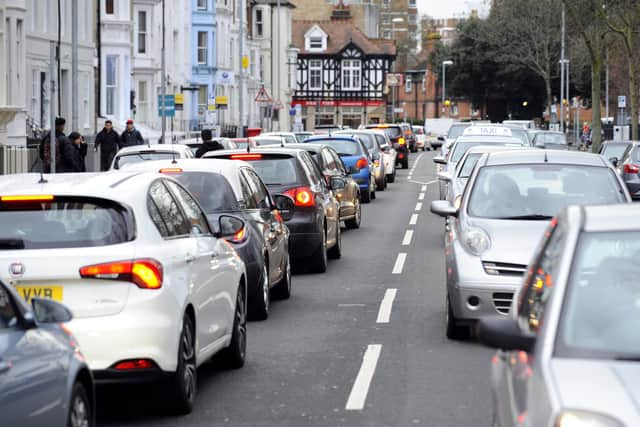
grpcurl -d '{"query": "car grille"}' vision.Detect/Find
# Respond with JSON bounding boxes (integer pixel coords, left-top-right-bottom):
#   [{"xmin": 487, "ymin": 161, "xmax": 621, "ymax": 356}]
[
  {"xmin": 482, "ymin": 261, "xmax": 527, "ymax": 277},
  {"xmin": 493, "ymin": 292, "xmax": 514, "ymax": 315}
]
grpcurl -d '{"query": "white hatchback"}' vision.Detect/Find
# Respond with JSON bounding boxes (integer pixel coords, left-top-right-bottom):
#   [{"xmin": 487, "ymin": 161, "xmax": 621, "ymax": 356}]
[
  {"xmin": 110, "ymin": 143, "xmax": 194, "ymax": 170},
  {"xmin": 0, "ymin": 172, "xmax": 247, "ymax": 413}
]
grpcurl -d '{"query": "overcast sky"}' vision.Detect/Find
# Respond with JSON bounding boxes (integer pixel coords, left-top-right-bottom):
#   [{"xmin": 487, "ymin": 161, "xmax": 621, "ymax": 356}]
[{"xmin": 417, "ymin": 0, "xmax": 490, "ymax": 19}]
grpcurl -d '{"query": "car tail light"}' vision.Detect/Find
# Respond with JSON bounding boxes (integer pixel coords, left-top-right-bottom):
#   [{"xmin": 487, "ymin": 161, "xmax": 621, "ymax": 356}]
[
  {"xmin": 356, "ymin": 157, "xmax": 368, "ymax": 170},
  {"xmin": 112, "ymin": 359, "xmax": 156, "ymax": 370},
  {"xmin": 228, "ymin": 226, "xmax": 247, "ymax": 244},
  {"xmin": 79, "ymin": 259, "xmax": 163, "ymax": 289},
  {"xmin": 283, "ymin": 187, "xmax": 315, "ymax": 207},
  {"xmin": 1, "ymin": 195, "xmax": 55, "ymax": 202},
  {"xmin": 230, "ymin": 153, "xmax": 263, "ymax": 160},
  {"xmin": 398, "ymin": 153, "xmax": 405, "ymax": 159},
  {"xmin": 159, "ymin": 167, "xmax": 182, "ymax": 174},
  {"xmin": 398, "ymin": 137, "xmax": 406, "ymax": 145},
  {"xmin": 623, "ymin": 163, "xmax": 640, "ymax": 174}
]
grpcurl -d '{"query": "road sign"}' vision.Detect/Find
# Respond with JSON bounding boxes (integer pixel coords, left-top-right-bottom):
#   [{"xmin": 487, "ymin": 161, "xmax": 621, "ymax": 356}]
[
  {"xmin": 618, "ymin": 95, "xmax": 627, "ymax": 109},
  {"xmin": 289, "ymin": 108, "xmax": 296, "ymax": 116},
  {"xmin": 393, "ymin": 107, "xmax": 404, "ymax": 113},
  {"xmin": 255, "ymin": 87, "xmax": 272, "ymax": 103},
  {"xmin": 215, "ymin": 95, "xmax": 228, "ymax": 110},
  {"xmin": 174, "ymin": 93, "xmax": 184, "ymax": 111},
  {"xmin": 551, "ymin": 104, "xmax": 557, "ymax": 114},
  {"xmin": 386, "ymin": 73, "xmax": 403, "ymax": 87},
  {"xmin": 157, "ymin": 94, "xmax": 175, "ymax": 117},
  {"xmin": 216, "ymin": 71, "xmax": 235, "ymax": 85}
]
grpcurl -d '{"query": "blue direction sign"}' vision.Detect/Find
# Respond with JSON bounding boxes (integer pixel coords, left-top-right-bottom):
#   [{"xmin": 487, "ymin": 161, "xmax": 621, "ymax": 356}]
[
  {"xmin": 158, "ymin": 95, "xmax": 176, "ymax": 117},
  {"xmin": 289, "ymin": 107, "xmax": 296, "ymax": 116}
]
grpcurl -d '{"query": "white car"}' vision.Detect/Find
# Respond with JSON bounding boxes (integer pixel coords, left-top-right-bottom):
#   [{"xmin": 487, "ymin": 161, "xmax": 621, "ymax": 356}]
[
  {"xmin": 412, "ymin": 125, "xmax": 429, "ymax": 151},
  {"xmin": 110, "ymin": 143, "xmax": 194, "ymax": 170},
  {"xmin": 260, "ymin": 132, "xmax": 298, "ymax": 145},
  {"xmin": 370, "ymin": 129, "xmax": 397, "ymax": 183},
  {"xmin": 0, "ymin": 172, "xmax": 247, "ymax": 413}
]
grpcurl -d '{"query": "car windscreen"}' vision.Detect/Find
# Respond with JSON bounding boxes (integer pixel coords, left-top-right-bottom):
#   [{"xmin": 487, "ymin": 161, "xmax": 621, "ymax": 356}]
[
  {"xmin": 458, "ymin": 153, "xmax": 483, "ymax": 178},
  {"xmin": 602, "ymin": 143, "xmax": 630, "ymax": 160},
  {"xmin": 535, "ymin": 133, "xmax": 567, "ymax": 145},
  {"xmin": 340, "ymin": 133, "xmax": 374, "ymax": 151},
  {"xmin": 311, "ymin": 139, "xmax": 362, "ymax": 156},
  {"xmin": 447, "ymin": 124, "xmax": 470, "ymax": 140},
  {"xmin": 0, "ymin": 197, "xmax": 133, "ymax": 249},
  {"xmin": 115, "ymin": 152, "xmax": 178, "ymax": 169},
  {"xmin": 412, "ymin": 127, "xmax": 425, "ymax": 135},
  {"xmin": 172, "ymin": 172, "xmax": 238, "ymax": 213},
  {"xmin": 509, "ymin": 128, "xmax": 530, "ymax": 145},
  {"xmin": 467, "ymin": 164, "xmax": 626, "ymax": 219},
  {"xmin": 450, "ymin": 141, "xmax": 520, "ymax": 164},
  {"xmin": 234, "ymin": 141, "xmax": 249, "ymax": 149},
  {"xmin": 253, "ymin": 138, "xmax": 281, "ymax": 146},
  {"xmin": 371, "ymin": 127, "xmax": 401, "ymax": 139},
  {"xmin": 246, "ymin": 156, "xmax": 300, "ymax": 186},
  {"xmin": 295, "ymin": 133, "xmax": 311, "ymax": 143},
  {"xmin": 555, "ymin": 231, "xmax": 640, "ymax": 359}
]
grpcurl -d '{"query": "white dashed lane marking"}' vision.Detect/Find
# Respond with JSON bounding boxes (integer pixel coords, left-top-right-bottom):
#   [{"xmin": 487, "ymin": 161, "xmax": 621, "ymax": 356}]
[
  {"xmin": 376, "ymin": 289, "xmax": 398, "ymax": 324},
  {"xmin": 402, "ymin": 230, "xmax": 413, "ymax": 246},
  {"xmin": 392, "ymin": 253, "xmax": 407, "ymax": 274},
  {"xmin": 345, "ymin": 344, "xmax": 383, "ymax": 410}
]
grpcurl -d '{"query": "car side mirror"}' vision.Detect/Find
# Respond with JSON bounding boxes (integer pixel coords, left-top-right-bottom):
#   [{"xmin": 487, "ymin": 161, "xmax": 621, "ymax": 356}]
[
  {"xmin": 330, "ymin": 176, "xmax": 346, "ymax": 191},
  {"xmin": 430, "ymin": 200, "xmax": 458, "ymax": 218},
  {"xmin": 273, "ymin": 195, "xmax": 295, "ymax": 221},
  {"xmin": 31, "ymin": 298, "xmax": 73, "ymax": 323},
  {"xmin": 534, "ymin": 140, "xmax": 545, "ymax": 149},
  {"xmin": 609, "ymin": 157, "xmax": 619, "ymax": 167},
  {"xmin": 433, "ymin": 156, "xmax": 447, "ymax": 165},
  {"xmin": 348, "ymin": 165, "xmax": 360, "ymax": 174},
  {"xmin": 438, "ymin": 135, "xmax": 445, "ymax": 141},
  {"xmin": 477, "ymin": 316, "xmax": 536, "ymax": 353},
  {"xmin": 437, "ymin": 172, "xmax": 452, "ymax": 182},
  {"xmin": 217, "ymin": 215, "xmax": 245, "ymax": 238}
]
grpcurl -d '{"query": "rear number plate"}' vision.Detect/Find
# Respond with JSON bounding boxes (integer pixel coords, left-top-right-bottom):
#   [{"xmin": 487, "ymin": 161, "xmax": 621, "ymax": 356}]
[{"xmin": 15, "ymin": 286, "xmax": 63, "ymax": 302}]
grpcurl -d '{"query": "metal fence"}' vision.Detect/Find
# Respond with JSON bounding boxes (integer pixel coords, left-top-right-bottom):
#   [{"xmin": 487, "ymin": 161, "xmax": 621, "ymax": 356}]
[{"xmin": 1, "ymin": 142, "xmax": 103, "ymax": 175}]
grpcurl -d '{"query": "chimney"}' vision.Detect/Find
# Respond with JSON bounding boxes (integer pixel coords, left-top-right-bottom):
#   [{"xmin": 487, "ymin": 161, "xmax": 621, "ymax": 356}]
[{"xmin": 331, "ymin": 0, "xmax": 352, "ymax": 20}]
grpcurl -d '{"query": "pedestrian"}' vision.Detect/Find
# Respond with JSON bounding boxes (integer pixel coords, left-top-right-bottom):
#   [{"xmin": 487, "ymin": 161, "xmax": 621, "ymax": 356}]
[
  {"xmin": 62, "ymin": 132, "xmax": 88, "ymax": 172},
  {"xmin": 195, "ymin": 129, "xmax": 224, "ymax": 158},
  {"xmin": 94, "ymin": 120, "xmax": 121, "ymax": 171},
  {"xmin": 120, "ymin": 119, "xmax": 144, "ymax": 148},
  {"xmin": 39, "ymin": 117, "xmax": 70, "ymax": 173}
]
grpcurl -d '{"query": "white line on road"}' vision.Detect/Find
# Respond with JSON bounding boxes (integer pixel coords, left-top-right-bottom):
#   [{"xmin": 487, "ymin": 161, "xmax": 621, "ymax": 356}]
[
  {"xmin": 376, "ymin": 289, "xmax": 398, "ymax": 323},
  {"xmin": 402, "ymin": 230, "xmax": 413, "ymax": 246},
  {"xmin": 418, "ymin": 193, "xmax": 425, "ymax": 201},
  {"xmin": 409, "ymin": 214, "xmax": 418, "ymax": 225},
  {"xmin": 415, "ymin": 202, "xmax": 423, "ymax": 211},
  {"xmin": 426, "ymin": 180, "xmax": 438, "ymax": 185},
  {"xmin": 392, "ymin": 253, "xmax": 407, "ymax": 274},
  {"xmin": 345, "ymin": 344, "xmax": 383, "ymax": 411},
  {"xmin": 421, "ymin": 185, "xmax": 427, "ymax": 192}
]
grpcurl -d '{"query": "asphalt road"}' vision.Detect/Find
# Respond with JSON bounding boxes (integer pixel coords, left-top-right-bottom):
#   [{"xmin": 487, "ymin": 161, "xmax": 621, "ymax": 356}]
[{"xmin": 97, "ymin": 151, "xmax": 494, "ymax": 427}]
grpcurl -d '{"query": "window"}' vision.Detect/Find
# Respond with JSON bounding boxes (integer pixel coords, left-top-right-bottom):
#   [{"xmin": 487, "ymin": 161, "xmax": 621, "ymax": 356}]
[
  {"xmin": 137, "ymin": 11, "xmax": 147, "ymax": 54},
  {"xmin": 382, "ymin": 15, "xmax": 390, "ymax": 24},
  {"xmin": 408, "ymin": 0, "xmax": 416, "ymax": 7},
  {"xmin": 259, "ymin": 55, "xmax": 264, "ymax": 81},
  {"xmin": 383, "ymin": 30, "xmax": 390, "ymax": 39},
  {"xmin": 165, "ymin": 181, "xmax": 211, "ymax": 235},
  {"xmin": 198, "ymin": 85, "xmax": 207, "ymax": 114},
  {"xmin": 309, "ymin": 37, "xmax": 323, "ymax": 50},
  {"xmin": 409, "ymin": 14, "xmax": 417, "ymax": 24},
  {"xmin": 254, "ymin": 9, "xmax": 263, "ymax": 37},
  {"xmin": 243, "ymin": 169, "xmax": 271, "ymax": 210},
  {"xmin": 309, "ymin": 60, "xmax": 322, "ymax": 90},
  {"xmin": 197, "ymin": 0, "xmax": 207, "ymax": 10},
  {"xmin": 172, "ymin": 172, "xmax": 239, "ymax": 213},
  {"xmin": 105, "ymin": 0, "xmax": 114, "ymax": 14},
  {"xmin": 422, "ymin": 76, "xmax": 426, "ymax": 91},
  {"xmin": 405, "ymin": 76, "xmax": 412, "ymax": 92},
  {"xmin": 105, "ymin": 55, "xmax": 117, "ymax": 115},
  {"xmin": 197, "ymin": 31, "xmax": 207, "ymax": 64},
  {"xmin": 31, "ymin": 69, "xmax": 39, "ymax": 121},
  {"xmin": 341, "ymin": 59, "xmax": 361, "ymax": 91},
  {"xmin": 138, "ymin": 81, "xmax": 148, "ymax": 122},
  {"xmin": 147, "ymin": 181, "xmax": 191, "ymax": 238}
]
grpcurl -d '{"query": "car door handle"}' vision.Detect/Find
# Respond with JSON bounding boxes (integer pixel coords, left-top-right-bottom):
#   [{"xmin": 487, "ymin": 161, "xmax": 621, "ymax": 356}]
[
  {"xmin": 0, "ymin": 360, "xmax": 11, "ymax": 374},
  {"xmin": 185, "ymin": 254, "xmax": 196, "ymax": 263}
]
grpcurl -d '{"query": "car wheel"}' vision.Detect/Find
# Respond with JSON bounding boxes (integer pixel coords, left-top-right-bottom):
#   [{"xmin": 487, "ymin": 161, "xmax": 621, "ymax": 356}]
[
  {"xmin": 377, "ymin": 177, "xmax": 385, "ymax": 191},
  {"xmin": 371, "ymin": 187, "xmax": 376, "ymax": 199},
  {"xmin": 402, "ymin": 159, "xmax": 409, "ymax": 169},
  {"xmin": 68, "ymin": 381, "xmax": 93, "ymax": 427},
  {"xmin": 222, "ymin": 283, "xmax": 247, "ymax": 368},
  {"xmin": 446, "ymin": 294, "xmax": 467, "ymax": 340},
  {"xmin": 327, "ymin": 224, "xmax": 342, "ymax": 259},
  {"xmin": 345, "ymin": 199, "xmax": 361, "ymax": 229},
  {"xmin": 272, "ymin": 256, "xmax": 291, "ymax": 299},
  {"xmin": 167, "ymin": 314, "xmax": 197, "ymax": 414},
  {"xmin": 249, "ymin": 261, "xmax": 269, "ymax": 321},
  {"xmin": 387, "ymin": 172, "xmax": 395, "ymax": 183},
  {"xmin": 361, "ymin": 188, "xmax": 371, "ymax": 204}
]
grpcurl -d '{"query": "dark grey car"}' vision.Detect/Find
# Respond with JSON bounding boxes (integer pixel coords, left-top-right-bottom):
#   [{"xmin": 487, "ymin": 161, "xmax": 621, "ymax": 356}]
[
  {"xmin": 599, "ymin": 140, "xmax": 632, "ymax": 166},
  {"xmin": 615, "ymin": 141, "xmax": 640, "ymax": 198},
  {"xmin": 0, "ymin": 281, "xmax": 94, "ymax": 427}
]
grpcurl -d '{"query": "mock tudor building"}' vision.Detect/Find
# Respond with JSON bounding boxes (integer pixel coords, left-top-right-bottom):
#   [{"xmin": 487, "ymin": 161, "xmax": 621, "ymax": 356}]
[{"xmin": 292, "ymin": 5, "xmax": 395, "ymax": 129}]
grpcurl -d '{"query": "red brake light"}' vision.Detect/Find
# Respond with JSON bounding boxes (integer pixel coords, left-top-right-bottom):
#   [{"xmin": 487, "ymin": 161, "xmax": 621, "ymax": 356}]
[
  {"xmin": 79, "ymin": 259, "xmax": 163, "ymax": 289},
  {"xmin": 112, "ymin": 359, "xmax": 156, "ymax": 370},
  {"xmin": 1, "ymin": 195, "xmax": 54, "ymax": 202},
  {"xmin": 623, "ymin": 163, "xmax": 640, "ymax": 174},
  {"xmin": 398, "ymin": 137, "xmax": 406, "ymax": 145},
  {"xmin": 230, "ymin": 154, "xmax": 263, "ymax": 160},
  {"xmin": 283, "ymin": 187, "xmax": 315, "ymax": 207},
  {"xmin": 356, "ymin": 157, "xmax": 368, "ymax": 170},
  {"xmin": 159, "ymin": 167, "xmax": 182, "ymax": 174}
]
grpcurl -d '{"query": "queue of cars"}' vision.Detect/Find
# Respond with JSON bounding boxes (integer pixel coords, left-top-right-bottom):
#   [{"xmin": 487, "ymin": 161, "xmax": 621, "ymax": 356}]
[
  {"xmin": 430, "ymin": 122, "xmax": 638, "ymax": 426},
  {"xmin": 0, "ymin": 125, "xmax": 408, "ymax": 424}
]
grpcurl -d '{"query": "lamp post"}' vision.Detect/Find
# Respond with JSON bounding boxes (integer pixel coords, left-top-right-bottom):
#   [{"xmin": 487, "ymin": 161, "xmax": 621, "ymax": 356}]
[{"xmin": 441, "ymin": 60, "xmax": 453, "ymax": 116}]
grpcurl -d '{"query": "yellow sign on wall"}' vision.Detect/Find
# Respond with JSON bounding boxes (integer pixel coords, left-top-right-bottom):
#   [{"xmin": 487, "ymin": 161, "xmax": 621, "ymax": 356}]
[
  {"xmin": 215, "ymin": 96, "xmax": 229, "ymax": 105},
  {"xmin": 174, "ymin": 93, "xmax": 184, "ymax": 105},
  {"xmin": 242, "ymin": 56, "xmax": 249, "ymax": 69}
]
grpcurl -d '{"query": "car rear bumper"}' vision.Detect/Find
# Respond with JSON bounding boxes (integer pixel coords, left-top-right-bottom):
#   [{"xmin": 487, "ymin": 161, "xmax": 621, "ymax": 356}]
[{"xmin": 289, "ymin": 232, "xmax": 323, "ymax": 259}]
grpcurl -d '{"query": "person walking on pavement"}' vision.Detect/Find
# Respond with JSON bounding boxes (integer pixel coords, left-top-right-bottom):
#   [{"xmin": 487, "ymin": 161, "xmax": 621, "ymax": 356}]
[
  {"xmin": 195, "ymin": 129, "xmax": 224, "ymax": 158},
  {"xmin": 39, "ymin": 117, "xmax": 71, "ymax": 173},
  {"xmin": 62, "ymin": 132, "xmax": 88, "ymax": 172},
  {"xmin": 94, "ymin": 120, "xmax": 120, "ymax": 171},
  {"xmin": 120, "ymin": 119, "xmax": 144, "ymax": 148}
]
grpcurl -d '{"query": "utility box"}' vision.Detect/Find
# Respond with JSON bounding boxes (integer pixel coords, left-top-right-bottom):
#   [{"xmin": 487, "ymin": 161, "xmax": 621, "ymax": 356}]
[{"xmin": 613, "ymin": 125, "xmax": 630, "ymax": 141}]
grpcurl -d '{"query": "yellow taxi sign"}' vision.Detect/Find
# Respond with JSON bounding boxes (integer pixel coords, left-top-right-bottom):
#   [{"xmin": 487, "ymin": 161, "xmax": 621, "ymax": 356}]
[{"xmin": 242, "ymin": 56, "xmax": 249, "ymax": 69}]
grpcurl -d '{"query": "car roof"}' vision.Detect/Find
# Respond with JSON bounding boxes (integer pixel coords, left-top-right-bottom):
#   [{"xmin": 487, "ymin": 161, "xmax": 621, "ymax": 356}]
[
  {"xmin": 114, "ymin": 158, "xmax": 249, "ymax": 175},
  {"xmin": 483, "ymin": 150, "xmax": 608, "ymax": 167},
  {"xmin": 455, "ymin": 135, "xmax": 524, "ymax": 144},
  {"xmin": 203, "ymin": 147, "xmax": 307, "ymax": 157},
  {"xmin": 306, "ymin": 135, "xmax": 360, "ymax": 143},
  {"xmin": 365, "ymin": 123, "xmax": 401, "ymax": 129},
  {"xmin": 116, "ymin": 144, "xmax": 190, "ymax": 154},
  {"xmin": 581, "ymin": 203, "xmax": 640, "ymax": 232},
  {"xmin": 463, "ymin": 145, "xmax": 528, "ymax": 155}
]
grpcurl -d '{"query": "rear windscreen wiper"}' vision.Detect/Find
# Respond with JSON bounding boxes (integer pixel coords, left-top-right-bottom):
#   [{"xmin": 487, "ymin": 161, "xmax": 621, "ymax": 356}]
[{"xmin": 0, "ymin": 238, "xmax": 25, "ymax": 249}]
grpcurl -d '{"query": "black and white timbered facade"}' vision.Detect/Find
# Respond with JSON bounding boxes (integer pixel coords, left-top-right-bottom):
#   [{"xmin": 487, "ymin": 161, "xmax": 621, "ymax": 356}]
[{"xmin": 292, "ymin": 20, "xmax": 396, "ymax": 129}]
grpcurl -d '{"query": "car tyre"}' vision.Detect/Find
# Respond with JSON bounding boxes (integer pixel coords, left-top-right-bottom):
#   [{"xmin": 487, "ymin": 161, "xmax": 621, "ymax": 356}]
[
  {"xmin": 68, "ymin": 381, "xmax": 93, "ymax": 427},
  {"xmin": 221, "ymin": 283, "xmax": 247, "ymax": 369},
  {"xmin": 377, "ymin": 177, "xmax": 386, "ymax": 191},
  {"xmin": 446, "ymin": 294, "xmax": 467, "ymax": 340},
  {"xmin": 248, "ymin": 261, "xmax": 269, "ymax": 321},
  {"xmin": 272, "ymin": 256, "xmax": 291, "ymax": 299},
  {"xmin": 361, "ymin": 189, "xmax": 371, "ymax": 204},
  {"xmin": 345, "ymin": 199, "xmax": 361, "ymax": 229},
  {"xmin": 371, "ymin": 188, "xmax": 376, "ymax": 200},
  {"xmin": 167, "ymin": 314, "xmax": 197, "ymax": 414},
  {"xmin": 327, "ymin": 224, "xmax": 342, "ymax": 259},
  {"xmin": 402, "ymin": 159, "xmax": 409, "ymax": 169},
  {"xmin": 387, "ymin": 172, "xmax": 395, "ymax": 183},
  {"xmin": 311, "ymin": 231, "xmax": 328, "ymax": 273}
]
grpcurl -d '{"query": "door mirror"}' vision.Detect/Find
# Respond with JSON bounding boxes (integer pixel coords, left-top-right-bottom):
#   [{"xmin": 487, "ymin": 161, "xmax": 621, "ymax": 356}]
[
  {"xmin": 273, "ymin": 195, "xmax": 295, "ymax": 221},
  {"xmin": 609, "ymin": 157, "xmax": 619, "ymax": 167},
  {"xmin": 217, "ymin": 215, "xmax": 245, "ymax": 238},
  {"xmin": 430, "ymin": 200, "xmax": 458, "ymax": 218},
  {"xmin": 330, "ymin": 176, "xmax": 346, "ymax": 191},
  {"xmin": 348, "ymin": 165, "xmax": 360, "ymax": 174},
  {"xmin": 437, "ymin": 172, "xmax": 452, "ymax": 182},
  {"xmin": 31, "ymin": 298, "xmax": 73, "ymax": 323},
  {"xmin": 438, "ymin": 135, "xmax": 445, "ymax": 141},
  {"xmin": 371, "ymin": 151, "xmax": 381, "ymax": 161},
  {"xmin": 433, "ymin": 156, "xmax": 447, "ymax": 165},
  {"xmin": 477, "ymin": 316, "xmax": 535, "ymax": 352}
]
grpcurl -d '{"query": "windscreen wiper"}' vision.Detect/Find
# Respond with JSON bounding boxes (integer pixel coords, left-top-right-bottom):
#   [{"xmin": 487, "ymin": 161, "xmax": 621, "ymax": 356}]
[
  {"xmin": 499, "ymin": 214, "xmax": 553, "ymax": 220},
  {"xmin": 614, "ymin": 356, "xmax": 640, "ymax": 362},
  {"xmin": 0, "ymin": 238, "xmax": 25, "ymax": 249}
]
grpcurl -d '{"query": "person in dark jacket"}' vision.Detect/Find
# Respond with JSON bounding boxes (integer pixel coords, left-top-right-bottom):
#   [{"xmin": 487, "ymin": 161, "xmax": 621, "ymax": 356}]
[
  {"xmin": 120, "ymin": 119, "xmax": 144, "ymax": 148},
  {"xmin": 39, "ymin": 117, "xmax": 70, "ymax": 173},
  {"xmin": 62, "ymin": 132, "xmax": 88, "ymax": 172},
  {"xmin": 94, "ymin": 120, "xmax": 120, "ymax": 171},
  {"xmin": 195, "ymin": 129, "xmax": 225, "ymax": 158}
]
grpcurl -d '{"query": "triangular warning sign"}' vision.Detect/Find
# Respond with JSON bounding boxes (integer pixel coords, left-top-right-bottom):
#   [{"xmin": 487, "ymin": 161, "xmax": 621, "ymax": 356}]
[{"xmin": 255, "ymin": 87, "xmax": 272, "ymax": 103}]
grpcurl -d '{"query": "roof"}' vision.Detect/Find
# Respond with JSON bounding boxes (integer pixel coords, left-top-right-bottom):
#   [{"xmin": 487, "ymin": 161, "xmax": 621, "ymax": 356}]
[
  {"xmin": 203, "ymin": 148, "xmax": 308, "ymax": 158},
  {"xmin": 483, "ymin": 150, "xmax": 608, "ymax": 167},
  {"xmin": 582, "ymin": 203, "xmax": 640, "ymax": 232},
  {"xmin": 305, "ymin": 135, "xmax": 360, "ymax": 143},
  {"xmin": 116, "ymin": 144, "xmax": 191, "ymax": 154},
  {"xmin": 292, "ymin": 20, "xmax": 396, "ymax": 56},
  {"xmin": 253, "ymin": 0, "xmax": 296, "ymax": 7}
]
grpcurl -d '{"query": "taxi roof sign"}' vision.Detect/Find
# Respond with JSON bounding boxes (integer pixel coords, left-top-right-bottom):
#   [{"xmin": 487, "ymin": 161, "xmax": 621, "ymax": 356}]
[{"xmin": 463, "ymin": 126, "xmax": 512, "ymax": 137}]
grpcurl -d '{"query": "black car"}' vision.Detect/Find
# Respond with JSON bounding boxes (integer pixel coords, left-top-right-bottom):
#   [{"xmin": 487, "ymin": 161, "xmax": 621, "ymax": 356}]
[
  {"xmin": 154, "ymin": 159, "xmax": 294, "ymax": 320},
  {"xmin": 205, "ymin": 148, "xmax": 342, "ymax": 273},
  {"xmin": 365, "ymin": 124, "xmax": 410, "ymax": 169}
]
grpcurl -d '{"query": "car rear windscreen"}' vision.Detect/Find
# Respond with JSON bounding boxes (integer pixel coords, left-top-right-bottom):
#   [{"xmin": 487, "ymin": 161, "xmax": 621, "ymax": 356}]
[
  {"xmin": 173, "ymin": 172, "xmax": 239, "ymax": 213},
  {"xmin": 254, "ymin": 138, "xmax": 282, "ymax": 146},
  {"xmin": 376, "ymin": 127, "xmax": 402, "ymax": 139},
  {"xmin": 115, "ymin": 152, "xmax": 178, "ymax": 169},
  {"xmin": 247, "ymin": 156, "xmax": 300, "ymax": 185},
  {"xmin": 0, "ymin": 197, "xmax": 133, "ymax": 249}
]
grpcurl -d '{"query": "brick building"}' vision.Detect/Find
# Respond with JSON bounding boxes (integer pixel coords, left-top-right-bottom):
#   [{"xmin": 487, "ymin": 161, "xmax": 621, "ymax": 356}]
[{"xmin": 290, "ymin": 0, "xmax": 382, "ymax": 38}]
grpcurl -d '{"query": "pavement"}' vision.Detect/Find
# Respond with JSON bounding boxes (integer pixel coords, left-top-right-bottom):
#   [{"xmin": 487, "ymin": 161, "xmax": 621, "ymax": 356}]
[{"xmin": 96, "ymin": 151, "xmax": 494, "ymax": 427}]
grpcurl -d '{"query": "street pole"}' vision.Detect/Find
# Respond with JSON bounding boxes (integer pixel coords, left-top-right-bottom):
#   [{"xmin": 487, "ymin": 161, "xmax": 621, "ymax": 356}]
[
  {"xmin": 442, "ymin": 62, "xmax": 446, "ymax": 111},
  {"xmin": 276, "ymin": 0, "xmax": 281, "ymax": 130},
  {"xmin": 392, "ymin": 85, "xmax": 396, "ymax": 123},
  {"xmin": 49, "ymin": 41, "xmax": 57, "ymax": 173},
  {"xmin": 560, "ymin": 3, "xmax": 565, "ymax": 131},
  {"xmin": 565, "ymin": 60, "xmax": 570, "ymax": 128},
  {"xmin": 605, "ymin": 53, "xmax": 610, "ymax": 119},
  {"xmin": 71, "ymin": 0, "xmax": 78, "ymax": 132},
  {"xmin": 237, "ymin": 0, "xmax": 244, "ymax": 137},
  {"xmin": 161, "ymin": 0, "xmax": 166, "ymax": 143}
]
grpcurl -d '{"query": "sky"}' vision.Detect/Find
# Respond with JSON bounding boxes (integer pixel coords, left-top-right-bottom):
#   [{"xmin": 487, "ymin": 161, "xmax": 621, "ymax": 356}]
[{"xmin": 417, "ymin": 0, "xmax": 490, "ymax": 19}]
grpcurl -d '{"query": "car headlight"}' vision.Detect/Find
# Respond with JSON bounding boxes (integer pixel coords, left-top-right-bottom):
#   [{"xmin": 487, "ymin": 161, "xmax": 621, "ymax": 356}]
[
  {"xmin": 460, "ymin": 227, "xmax": 491, "ymax": 256},
  {"xmin": 555, "ymin": 410, "xmax": 625, "ymax": 427}
]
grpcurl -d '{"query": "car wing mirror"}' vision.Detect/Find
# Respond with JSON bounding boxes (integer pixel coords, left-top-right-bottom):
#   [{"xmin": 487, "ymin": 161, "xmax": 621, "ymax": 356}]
[
  {"xmin": 437, "ymin": 172, "xmax": 452, "ymax": 182},
  {"xmin": 217, "ymin": 215, "xmax": 245, "ymax": 238},
  {"xmin": 609, "ymin": 157, "xmax": 619, "ymax": 167},
  {"xmin": 31, "ymin": 298, "xmax": 73, "ymax": 323},
  {"xmin": 330, "ymin": 176, "xmax": 346, "ymax": 191},
  {"xmin": 433, "ymin": 156, "xmax": 447, "ymax": 165},
  {"xmin": 477, "ymin": 316, "xmax": 535, "ymax": 352},
  {"xmin": 273, "ymin": 195, "xmax": 295, "ymax": 221},
  {"xmin": 430, "ymin": 200, "xmax": 458, "ymax": 218}
]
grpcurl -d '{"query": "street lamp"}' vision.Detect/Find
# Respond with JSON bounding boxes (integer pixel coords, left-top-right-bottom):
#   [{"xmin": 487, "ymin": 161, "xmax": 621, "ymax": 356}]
[{"xmin": 442, "ymin": 60, "xmax": 453, "ymax": 116}]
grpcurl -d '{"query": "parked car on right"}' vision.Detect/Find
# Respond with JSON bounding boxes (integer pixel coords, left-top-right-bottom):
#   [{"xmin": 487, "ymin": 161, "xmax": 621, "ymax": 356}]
[{"xmin": 614, "ymin": 141, "xmax": 640, "ymax": 199}]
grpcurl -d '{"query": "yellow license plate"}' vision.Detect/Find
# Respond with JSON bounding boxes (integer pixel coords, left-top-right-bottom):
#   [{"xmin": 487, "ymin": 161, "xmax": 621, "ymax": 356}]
[{"xmin": 15, "ymin": 285, "xmax": 63, "ymax": 302}]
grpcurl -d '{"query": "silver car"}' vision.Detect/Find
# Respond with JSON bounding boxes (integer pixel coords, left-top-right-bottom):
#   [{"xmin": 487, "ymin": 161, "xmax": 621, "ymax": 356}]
[
  {"xmin": 479, "ymin": 203, "xmax": 640, "ymax": 427},
  {"xmin": 370, "ymin": 129, "xmax": 397, "ymax": 183},
  {"xmin": 431, "ymin": 150, "xmax": 631, "ymax": 339}
]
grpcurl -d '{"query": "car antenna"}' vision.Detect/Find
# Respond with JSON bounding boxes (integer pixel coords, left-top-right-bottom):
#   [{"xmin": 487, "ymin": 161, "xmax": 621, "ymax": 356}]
[
  {"xmin": 38, "ymin": 169, "xmax": 47, "ymax": 184},
  {"xmin": 544, "ymin": 150, "xmax": 548, "ymax": 163},
  {"xmin": 171, "ymin": 134, "xmax": 177, "ymax": 164},
  {"xmin": 247, "ymin": 143, "xmax": 251, "ymax": 153}
]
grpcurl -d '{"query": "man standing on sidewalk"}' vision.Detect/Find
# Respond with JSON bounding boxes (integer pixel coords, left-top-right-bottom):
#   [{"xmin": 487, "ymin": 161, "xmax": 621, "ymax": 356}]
[
  {"xmin": 94, "ymin": 120, "xmax": 120, "ymax": 171},
  {"xmin": 120, "ymin": 119, "xmax": 144, "ymax": 148}
]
